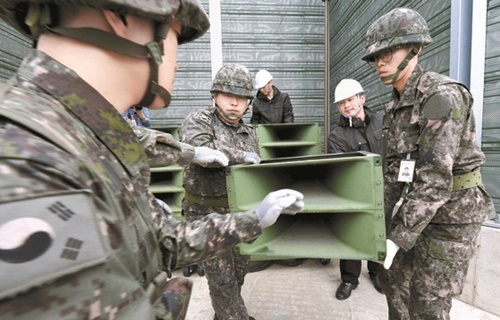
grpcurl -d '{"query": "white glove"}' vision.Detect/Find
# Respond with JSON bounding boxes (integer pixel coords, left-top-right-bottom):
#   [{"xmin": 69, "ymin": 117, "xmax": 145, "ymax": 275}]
[
  {"xmin": 255, "ymin": 189, "xmax": 304, "ymax": 229},
  {"xmin": 192, "ymin": 146, "xmax": 229, "ymax": 167},
  {"xmin": 384, "ymin": 239, "xmax": 401, "ymax": 270},
  {"xmin": 243, "ymin": 151, "xmax": 261, "ymax": 164},
  {"xmin": 155, "ymin": 198, "xmax": 172, "ymax": 217}
]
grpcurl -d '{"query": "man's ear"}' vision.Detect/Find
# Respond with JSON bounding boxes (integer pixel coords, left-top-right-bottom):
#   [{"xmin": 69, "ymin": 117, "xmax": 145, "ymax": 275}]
[
  {"xmin": 102, "ymin": 10, "xmax": 127, "ymax": 37},
  {"xmin": 360, "ymin": 94, "xmax": 366, "ymax": 105}
]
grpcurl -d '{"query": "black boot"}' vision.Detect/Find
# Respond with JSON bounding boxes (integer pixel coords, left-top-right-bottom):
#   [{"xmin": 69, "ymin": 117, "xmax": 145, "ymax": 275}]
[
  {"xmin": 335, "ymin": 282, "xmax": 358, "ymax": 300},
  {"xmin": 370, "ymin": 274, "xmax": 384, "ymax": 294},
  {"xmin": 182, "ymin": 266, "xmax": 193, "ymax": 277},
  {"xmin": 196, "ymin": 265, "xmax": 205, "ymax": 276}
]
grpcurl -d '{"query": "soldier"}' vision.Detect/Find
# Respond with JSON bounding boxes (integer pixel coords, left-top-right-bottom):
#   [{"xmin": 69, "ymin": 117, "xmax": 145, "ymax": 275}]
[
  {"xmin": 327, "ymin": 79, "xmax": 387, "ymax": 300},
  {"xmin": 179, "ymin": 63, "xmax": 261, "ymax": 320},
  {"xmin": 362, "ymin": 7, "xmax": 495, "ymax": 320},
  {"xmin": 0, "ymin": 1, "xmax": 305, "ymax": 320}
]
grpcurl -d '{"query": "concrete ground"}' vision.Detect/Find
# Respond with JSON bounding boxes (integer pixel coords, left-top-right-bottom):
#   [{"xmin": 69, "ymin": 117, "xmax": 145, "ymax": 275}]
[{"xmin": 174, "ymin": 259, "xmax": 500, "ymax": 320}]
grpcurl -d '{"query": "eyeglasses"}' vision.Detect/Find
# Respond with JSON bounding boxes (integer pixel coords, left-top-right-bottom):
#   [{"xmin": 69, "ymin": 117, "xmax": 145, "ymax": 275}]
[{"xmin": 366, "ymin": 48, "xmax": 396, "ymax": 67}]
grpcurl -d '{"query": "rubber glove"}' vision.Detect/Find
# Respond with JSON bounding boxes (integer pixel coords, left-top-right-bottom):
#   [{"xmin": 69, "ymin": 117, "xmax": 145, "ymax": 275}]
[
  {"xmin": 384, "ymin": 239, "xmax": 401, "ymax": 270},
  {"xmin": 156, "ymin": 198, "xmax": 172, "ymax": 217},
  {"xmin": 255, "ymin": 189, "xmax": 304, "ymax": 228},
  {"xmin": 243, "ymin": 151, "xmax": 261, "ymax": 164},
  {"xmin": 192, "ymin": 146, "xmax": 229, "ymax": 167}
]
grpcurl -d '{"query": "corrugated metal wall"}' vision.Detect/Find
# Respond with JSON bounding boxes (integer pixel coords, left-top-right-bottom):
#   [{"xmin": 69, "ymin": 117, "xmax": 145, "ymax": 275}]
[
  {"xmin": 0, "ymin": 22, "xmax": 30, "ymax": 80},
  {"xmin": 151, "ymin": 0, "xmax": 325, "ymax": 126},
  {"xmin": 483, "ymin": 0, "xmax": 500, "ymax": 220},
  {"xmin": 328, "ymin": 0, "xmax": 451, "ymax": 122}
]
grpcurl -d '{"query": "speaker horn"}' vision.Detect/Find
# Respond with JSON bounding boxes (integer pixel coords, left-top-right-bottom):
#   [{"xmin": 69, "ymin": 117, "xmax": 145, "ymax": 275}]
[{"xmin": 225, "ymin": 152, "xmax": 387, "ymax": 261}]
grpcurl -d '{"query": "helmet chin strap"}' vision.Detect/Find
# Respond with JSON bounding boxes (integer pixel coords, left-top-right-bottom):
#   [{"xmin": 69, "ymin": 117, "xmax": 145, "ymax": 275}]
[
  {"xmin": 213, "ymin": 99, "xmax": 249, "ymax": 122},
  {"xmin": 380, "ymin": 47, "xmax": 419, "ymax": 85},
  {"xmin": 46, "ymin": 20, "xmax": 172, "ymax": 108},
  {"xmin": 139, "ymin": 22, "xmax": 172, "ymax": 108}
]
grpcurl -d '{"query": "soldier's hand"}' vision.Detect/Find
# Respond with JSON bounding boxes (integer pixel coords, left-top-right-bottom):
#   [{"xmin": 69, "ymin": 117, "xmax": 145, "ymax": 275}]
[
  {"xmin": 192, "ymin": 146, "xmax": 229, "ymax": 167},
  {"xmin": 255, "ymin": 189, "xmax": 304, "ymax": 228},
  {"xmin": 156, "ymin": 198, "xmax": 173, "ymax": 217},
  {"xmin": 384, "ymin": 239, "xmax": 400, "ymax": 269},
  {"xmin": 243, "ymin": 151, "xmax": 261, "ymax": 164}
]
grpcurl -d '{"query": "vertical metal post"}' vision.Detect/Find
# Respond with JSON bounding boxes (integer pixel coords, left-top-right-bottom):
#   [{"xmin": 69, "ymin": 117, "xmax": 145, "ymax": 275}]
[
  {"xmin": 323, "ymin": 0, "xmax": 330, "ymax": 153},
  {"xmin": 450, "ymin": 0, "xmax": 472, "ymax": 86},
  {"xmin": 209, "ymin": 0, "xmax": 223, "ymax": 79},
  {"xmin": 469, "ymin": 0, "xmax": 487, "ymax": 146}
]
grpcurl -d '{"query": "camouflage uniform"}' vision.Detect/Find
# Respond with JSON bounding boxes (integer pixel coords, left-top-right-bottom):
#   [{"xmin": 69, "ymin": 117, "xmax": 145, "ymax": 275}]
[
  {"xmin": 180, "ymin": 108, "xmax": 259, "ymax": 319},
  {"xmin": 0, "ymin": 49, "xmax": 262, "ymax": 320},
  {"xmin": 180, "ymin": 64, "xmax": 259, "ymax": 320},
  {"xmin": 363, "ymin": 8, "xmax": 496, "ymax": 320},
  {"xmin": 381, "ymin": 64, "xmax": 495, "ymax": 319},
  {"xmin": 129, "ymin": 123, "xmax": 196, "ymax": 168}
]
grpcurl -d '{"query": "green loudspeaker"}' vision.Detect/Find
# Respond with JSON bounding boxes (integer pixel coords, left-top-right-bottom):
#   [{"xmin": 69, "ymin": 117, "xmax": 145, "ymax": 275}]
[
  {"xmin": 255, "ymin": 123, "xmax": 322, "ymax": 159},
  {"xmin": 225, "ymin": 152, "xmax": 386, "ymax": 261}
]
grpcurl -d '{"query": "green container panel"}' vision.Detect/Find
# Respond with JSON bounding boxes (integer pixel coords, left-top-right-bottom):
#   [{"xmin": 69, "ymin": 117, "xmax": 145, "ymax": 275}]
[
  {"xmin": 226, "ymin": 152, "xmax": 384, "ymax": 212},
  {"xmin": 152, "ymin": 191, "xmax": 184, "ymax": 217},
  {"xmin": 255, "ymin": 123, "xmax": 322, "ymax": 159},
  {"xmin": 238, "ymin": 212, "xmax": 386, "ymax": 261},
  {"xmin": 226, "ymin": 152, "xmax": 386, "ymax": 261},
  {"xmin": 150, "ymin": 164, "xmax": 184, "ymax": 216},
  {"xmin": 150, "ymin": 165, "xmax": 184, "ymax": 191},
  {"xmin": 259, "ymin": 144, "xmax": 322, "ymax": 159}
]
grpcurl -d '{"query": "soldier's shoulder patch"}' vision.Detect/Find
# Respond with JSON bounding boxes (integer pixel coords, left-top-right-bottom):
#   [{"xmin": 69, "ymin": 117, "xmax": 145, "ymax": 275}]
[
  {"xmin": 422, "ymin": 94, "xmax": 452, "ymax": 120},
  {"xmin": 0, "ymin": 192, "xmax": 109, "ymax": 299}
]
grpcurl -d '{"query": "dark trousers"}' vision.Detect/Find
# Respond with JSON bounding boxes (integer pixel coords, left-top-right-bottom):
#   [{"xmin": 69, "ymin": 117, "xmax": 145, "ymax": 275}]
[{"xmin": 340, "ymin": 259, "xmax": 381, "ymax": 284}]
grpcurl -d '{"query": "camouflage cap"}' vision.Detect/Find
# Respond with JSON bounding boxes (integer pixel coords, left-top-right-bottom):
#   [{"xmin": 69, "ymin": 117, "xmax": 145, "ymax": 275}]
[
  {"xmin": 362, "ymin": 7, "xmax": 432, "ymax": 61},
  {"xmin": 0, "ymin": 0, "xmax": 209, "ymax": 43},
  {"xmin": 210, "ymin": 64, "xmax": 254, "ymax": 99}
]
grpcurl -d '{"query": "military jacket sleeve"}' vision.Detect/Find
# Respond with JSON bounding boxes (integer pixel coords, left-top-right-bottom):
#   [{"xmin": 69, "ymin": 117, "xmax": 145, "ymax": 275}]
[
  {"xmin": 130, "ymin": 124, "xmax": 195, "ymax": 167},
  {"xmin": 157, "ymin": 210, "xmax": 261, "ymax": 267}
]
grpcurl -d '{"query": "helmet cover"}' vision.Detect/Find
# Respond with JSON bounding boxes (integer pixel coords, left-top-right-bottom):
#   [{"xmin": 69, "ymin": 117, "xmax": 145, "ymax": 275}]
[
  {"xmin": 210, "ymin": 63, "xmax": 254, "ymax": 99},
  {"xmin": 0, "ymin": 0, "xmax": 209, "ymax": 43},
  {"xmin": 362, "ymin": 7, "xmax": 432, "ymax": 61}
]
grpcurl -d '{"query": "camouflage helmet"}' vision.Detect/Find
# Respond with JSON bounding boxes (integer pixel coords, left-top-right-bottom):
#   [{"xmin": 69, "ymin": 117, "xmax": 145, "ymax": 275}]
[
  {"xmin": 0, "ymin": 0, "xmax": 209, "ymax": 44},
  {"xmin": 210, "ymin": 64, "xmax": 254, "ymax": 99},
  {"xmin": 362, "ymin": 7, "xmax": 432, "ymax": 61}
]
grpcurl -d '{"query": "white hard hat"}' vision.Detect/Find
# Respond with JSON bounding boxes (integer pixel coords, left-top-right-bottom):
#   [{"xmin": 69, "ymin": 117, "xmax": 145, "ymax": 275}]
[
  {"xmin": 254, "ymin": 69, "xmax": 273, "ymax": 89},
  {"xmin": 334, "ymin": 79, "xmax": 365, "ymax": 103}
]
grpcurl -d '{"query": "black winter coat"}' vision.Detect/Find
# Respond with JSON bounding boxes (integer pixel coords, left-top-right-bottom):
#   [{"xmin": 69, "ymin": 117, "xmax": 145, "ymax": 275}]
[
  {"xmin": 250, "ymin": 86, "xmax": 294, "ymax": 124},
  {"xmin": 327, "ymin": 107, "xmax": 387, "ymax": 161}
]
